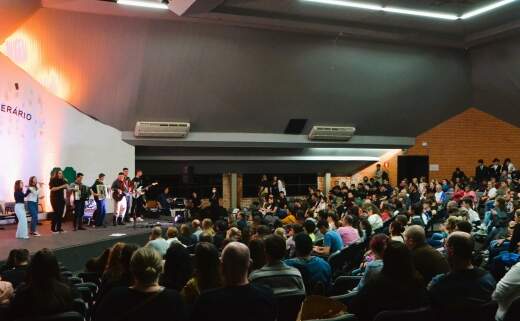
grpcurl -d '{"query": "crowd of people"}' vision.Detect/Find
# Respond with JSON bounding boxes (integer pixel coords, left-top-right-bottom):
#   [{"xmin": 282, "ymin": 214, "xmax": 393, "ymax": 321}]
[{"xmin": 0, "ymin": 158, "xmax": 519, "ymax": 321}]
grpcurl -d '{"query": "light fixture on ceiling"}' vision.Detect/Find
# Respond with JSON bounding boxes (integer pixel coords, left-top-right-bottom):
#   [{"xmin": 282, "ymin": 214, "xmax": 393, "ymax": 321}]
[
  {"xmin": 460, "ymin": 0, "xmax": 517, "ymax": 19},
  {"xmin": 301, "ymin": 0, "xmax": 518, "ymax": 21},
  {"xmin": 116, "ymin": 0, "xmax": 169, "ymax": 10}
]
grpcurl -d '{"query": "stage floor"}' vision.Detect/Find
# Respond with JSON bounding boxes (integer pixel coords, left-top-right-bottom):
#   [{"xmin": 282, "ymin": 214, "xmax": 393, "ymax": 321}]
[{"xmin": 0, "ymin": 216, "xmax": 174, "ymax": 270}]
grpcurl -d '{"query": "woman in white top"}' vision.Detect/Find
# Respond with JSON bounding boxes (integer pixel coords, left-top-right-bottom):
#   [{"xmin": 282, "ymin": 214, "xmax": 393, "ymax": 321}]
[
  {"xmin": 277, "ymin": 178, "xmax": 286, "ymax": 196},
  {"xmin": 26, "ymin": 176, "xmax": 43, "ymax": 236},
  {"xmin": 492, "ymin": 262, "xmax": 520, "ymax": 321}
]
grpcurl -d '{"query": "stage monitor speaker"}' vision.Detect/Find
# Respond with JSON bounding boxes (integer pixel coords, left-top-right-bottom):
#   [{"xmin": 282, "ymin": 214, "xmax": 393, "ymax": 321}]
[{"xmin": 398, "ymin": 155, "xmax": 429, "ymax": 183}]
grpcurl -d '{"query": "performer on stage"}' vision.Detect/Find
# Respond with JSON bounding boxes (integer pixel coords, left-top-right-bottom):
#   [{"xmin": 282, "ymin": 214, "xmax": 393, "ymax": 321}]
[
  {"xmin": 91, "ymin": 173, "xmax": 107, "ymax": 227},
  {"xmin": 70, "ymin": 173, "xmax": 90, "ymax": 231},
  {"xmin": 26, "ymin": 176, "xmax": 44, "ymax": 236},
  {"xmin": 111, "ymin": 172, "xmax": 128, "ymax": 226},
  {"xmin": 14, "ymin": 180, "xmax": 29, "ymax": 239},
  {"xmin": 49, "ymin": 170, "xmax": 68, "ymax": 233},
  {"xmin": 122, "ymin": 167, "xmax": 132, "ymax": 223},
  {"xmin": 130, "ymin": 169, "xmax": 144, "ymax": 223}
]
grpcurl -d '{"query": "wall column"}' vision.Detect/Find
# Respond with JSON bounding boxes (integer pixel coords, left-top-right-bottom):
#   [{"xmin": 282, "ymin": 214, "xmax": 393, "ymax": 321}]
[
  {"xmin": 231, "ymin": 172, "xmax": 238, "ymax": 209},
  {"xmin": 324, "ymin": 172, "xmax": 331, "ymax": 195}
]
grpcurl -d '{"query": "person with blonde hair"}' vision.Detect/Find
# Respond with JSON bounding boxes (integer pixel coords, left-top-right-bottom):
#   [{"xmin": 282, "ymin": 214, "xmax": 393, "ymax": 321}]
[
  {"xmin": 201, "ymin": 218, "xmax": 216, "ymax": 237},
  {"xmin": 166, "ymin": 226, "xmax": 183, "ymax": 247},
  {"xmin": 95, "ymin": 247, "xmax": 185, "ymax": 321}
]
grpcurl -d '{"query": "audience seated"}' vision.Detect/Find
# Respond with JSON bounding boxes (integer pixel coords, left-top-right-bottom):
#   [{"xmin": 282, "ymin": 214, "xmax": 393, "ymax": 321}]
[
  {"xmin": 179, "ymin": 224, "xmax": 198, "ymax": 247},
  {"xmin": 181, "ymin": 242, "xmax": 221, "ymax": 305},
  {"xmin": 0, "ymin": 248, "xmax": 29, "ymax": 289},
  {"xmin": 8, "ymin": 249, "xmax": 77, "ymax": 320},
  {"xmin": 285, "ymin": 233, "xmax": 332, "ymax": 293},
  {"xmin": 428, "ymin": 232, "xmax": 496, "ymax": 315},
  {"xmin": 353, "ymin": 234, "xmax": 388, "ymax": 292},
  {"xmin": 166, "ymin": 226, "xmax": 184, "ymax": 247},
  {"xmin": 349, "ymin": 241, "xmax": 429, "ymax": 321},
  {"xmin": 249, "ymin": 235, "xmax": 305, "ymax": 296},
  {"xmin": 146, "ymin": 226, "xmax": 169, "ymax": 257},
  {"xmin": 95, "ymin": 247, "xmax": 185, "ymax": 321},
  {"xmin": 314, "ymin": 220, "xmax": 343, "ymax": 256},
  {"xmin": 337, "ymin": 215, "xmax": 360, "ymax": 246},
  {"xmin": 84, "ymin": 248, "xmax": 110, "ymax": 277},
  {"xmin": 190, "ymin": 242, "xmax": 276, "ymax": 321},
  {"xmin": 404, "ymin": 225, "xmax": 450, "ymax": 284},
  {"xmin": 160, "ymin": 243, "xmax": 193, "ymax": 292}
]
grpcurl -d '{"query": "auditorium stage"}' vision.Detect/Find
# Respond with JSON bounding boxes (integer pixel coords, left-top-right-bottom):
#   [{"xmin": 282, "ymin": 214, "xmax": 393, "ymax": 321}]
[{"xmin": 0, "ymin": 216, "xmax": 174, "ymax": 271}]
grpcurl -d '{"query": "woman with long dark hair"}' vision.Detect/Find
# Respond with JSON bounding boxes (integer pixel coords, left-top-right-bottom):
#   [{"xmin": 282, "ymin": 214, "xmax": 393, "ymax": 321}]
[
  {"xmin": 8, "ymin": 249, "xmax": 75, "ymax": 319},
  {"xmin": 14, "ymin": 180, "xmax": 29, "ymax": 239},
  {"xmin": 48, "ymin": 170, "xmax": 69, "ymax": 233},
  {"xmin": 181, "ymin": 242, "xmax": 221, "ymax": 304},
  {"xmin": 161, "ymin": 243, "xmax": 193, "ymax": 291},
  {"xmin": 27, "ymin": 176, "xmax": 43, "ymax": 236},
  {"xmin": 350, "ymin": 241, "xmax": 428, "ymax": 320}
]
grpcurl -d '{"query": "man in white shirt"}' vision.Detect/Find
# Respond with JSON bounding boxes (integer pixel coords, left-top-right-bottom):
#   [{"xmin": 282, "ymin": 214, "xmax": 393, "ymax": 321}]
[
  {"xmin": 492, "ymin": 262, "xmax": 520, "ymax": 321},
  {"xmin": 462, "ymin": 199, "xmax": 480, "ymax": 224}
]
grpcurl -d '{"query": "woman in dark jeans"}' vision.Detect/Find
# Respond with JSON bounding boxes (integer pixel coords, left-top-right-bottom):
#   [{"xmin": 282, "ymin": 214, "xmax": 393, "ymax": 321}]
[
  {"xmin": 95, "ymin": 247, "xmax": 185, "ymax": 321},
  {"xmin": 8, "ymin": 249, "xmax": 76, "ymax": 320},
  {"xmin": 49, "ymin": 170, "xmax": 69, "ymax": 233}
]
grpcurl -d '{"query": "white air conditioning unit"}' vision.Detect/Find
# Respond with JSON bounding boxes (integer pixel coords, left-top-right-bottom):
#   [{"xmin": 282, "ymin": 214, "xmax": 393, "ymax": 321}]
[
  {"xmin": 134, "ymin": 121, "xmax": 190, "ymax": 138},
  {"xmin": 308, "ymin": 126, "xmax": 356, "ymax": 141}
]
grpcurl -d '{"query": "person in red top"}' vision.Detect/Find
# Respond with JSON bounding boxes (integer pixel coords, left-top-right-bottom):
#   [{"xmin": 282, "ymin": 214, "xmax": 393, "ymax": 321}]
[
  {"xmin": 452, "ymin": 184, "xmax": 465, "ymax": 203},
  {"xmin": 463, "ymin": 185, "xmax": 478, "ymax": 204},
  {"xmin": 380, "ymin": 204, "xmax": 392, "ymax": 222}
]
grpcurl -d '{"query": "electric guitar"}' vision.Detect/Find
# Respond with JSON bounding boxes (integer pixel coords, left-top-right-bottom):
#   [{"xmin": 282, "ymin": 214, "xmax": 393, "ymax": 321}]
[
  {"xmin": 133, "ymin": 182, "xmax": 158, "ymax": 198},
  {"xmin": 112, "ymin": 189, "xmax": 125, "ymax": 202}
]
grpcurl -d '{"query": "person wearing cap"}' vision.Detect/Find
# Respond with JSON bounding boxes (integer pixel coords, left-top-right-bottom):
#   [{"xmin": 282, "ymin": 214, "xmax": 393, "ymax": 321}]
[{"xmin": 91, "ymin": 173, "xmax": 107, "ymax": 227}]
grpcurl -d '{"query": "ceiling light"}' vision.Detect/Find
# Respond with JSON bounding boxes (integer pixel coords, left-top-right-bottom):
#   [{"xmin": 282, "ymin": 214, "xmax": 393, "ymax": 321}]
[
  {"xmin": 117, "ymin": 0, "xmax": 169, "ymax": 10},
  {"xmin": 460, "ymin": 0, "xmax": 517, "ymax": 19},
  {"xmin": 301, "ymin": 0, "xmax": 457, "ymax": 20},
  {"xmin": 301, "ymin": 0, "xmax": 518, "ymax": 20}
]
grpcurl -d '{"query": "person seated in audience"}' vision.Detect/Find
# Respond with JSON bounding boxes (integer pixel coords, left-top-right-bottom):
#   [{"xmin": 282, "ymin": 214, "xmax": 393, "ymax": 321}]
[
  {"xmin": 236, "ymin": 209, "xmax": 249, "ymax": 230},
  {"xmin": 166, "ymin": 226, "xmax": 184, "ymax": 247},
  {"xmin": 492, "ymin": 262, "xmax": 520, "ymax": 321},
  {"xmin": 486, "ymin": 197, "xmax": 511, "ymax": 246},
  {"xmin": 455, "ymin": 220, "xmax": 473, "ymax": 234},
  {"xmin": 97, "ymin": 243, "xmax": 139, "ymax": 305},
  {"xmin": 349, "ymin": 241, "xmax": 429, "ymax": 321},
  {"xmin": 461, "ymin": 198, "xmax": 481, "ymax": 225},
  {"xmin": 286, "ymin": 224, "xmax": 303, "ymax": 258},
  {"xmin": 249, "ymin": 238, "xmax": 266, "ymax": 272},
  {"xmin": 85, "ymin": 248, "xmax": 110, "ymax": 278},
  {"xmin": 0, "ymin": 250, "xmax": 18, "ymax": 274},
  {"xmin": 404, "ymin": 225, "xmax": 449, "ymax": 284},
  {"xmin": 303, "ymin": 219, "xmax": 317, "ymax": 242},
  {"xmin": 285, "ymin": 233, "xmax": 332, "ymax": 293},
  {"xmin": 146, "ymin": 226, "xmax": 169, "ymax": 257},
  {"xmin": 201, "ymin": 218, "xmax": 215, "ymax": 237},
  {"xmin": 314, "ymin": 220, "xmax": 343, "ymax": 256},
  {"xmin": 198, "ymin": 231, "xmax": 213, "ymax": 243},
  {"xmin": 428, "ymin": 232, "xmax": 496, "ymax": 315},
  {"xmin": 0, "ymin": 248, "xmax": 29, "ymax": 289},
  {"xmin": 509, "ymin": 209, "xmax": 520, "ymax": 254},
  {"xmin": 213, "ymin": 220, "xmax": 227, "ymax": 250},
  {"xmin": 190, "ymin": 242, "xmax": 276, "ymax": 321},
  {"xmin": 181, "ymin": 242, "xmax": 221, "ymax": 305},
  {"xmin": 389, "ymin": 221, "xmax": 405, "ymax": 243},
  {"xmin": 428, "ymin": 216, "xmax": 462, "ymax": 248},
  {"xmin": 363, "ymin": 204, "xmax": 383, "ymax": 231},
  {"xmin": 192, "ymin": 219, "xmax": 203, "ymax": 240},
  {"xmin": 337, "ymin": 215, "xmax": 360, "ymax": 247},
  {"xmin": 8, "ymin": 249, "xmax": 77, "ymax": 320},
  {"xmin": 353, "ymin": 234, "xmax": 388, "ymax": 292},
  {"xmin": 250, "ymin": 235, "xmax": 305, "ymax": 296},
  {"xmin": 179, "ymin": 224, "xmax": 198, "ymax": 247},
  {"xmin": 161, "ymin": 242, "xmax": 193, "ymax": 292},
  {"xmin": 95, "ymin": 247, "xmax": 185, "ymax": 321}
]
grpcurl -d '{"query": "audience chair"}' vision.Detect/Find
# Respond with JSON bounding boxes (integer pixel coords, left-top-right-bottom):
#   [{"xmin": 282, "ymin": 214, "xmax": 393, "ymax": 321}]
[
  {"xmin": 15, "ymin": 311, "xmax": 85, "ymax": 321},
  {"xmin": 329, "ymin": 292, "xmax": 358, "ymax": 306},
  {"xmin": 75, "ymin": 286, "xmax": 94, "ymax": 307},
  {"xmin": 61, "ymin": 271, "xmax": 73, "ymax": 279},
  {"xmin": 374, "ymin": 307, "xmax": 433, "ymax": 321},
  {"xmin": 72, "ymin": 298, "xmax": 88, "ymax": 319},
  {"xmin": 75, "ymin": 282, "xmax": 98, "ymax": 296},
  {"xmin": 330, "ymin": 276, "xmax": 361, "ymax": 296},
  {"xmin": 275, "ymin": 294, "xmax": 305, "ymax": 321},
  {"xmin": 504, "ymin": 297, "xmax": 520, "ymax": 321},
  {"xmin": 328, "ymin": 242, "xmax": 365, "ymax": 278},
  {"xmin": 305, "ymin": 313, "xmax": 358, "ymax": 321},
  {"xmin": 68, "ymin": 277, "xmax": 83, "ymax": 285},
  {"xmin": 77, "ymin": 272, "xmax": 101, "ymax": 287}
]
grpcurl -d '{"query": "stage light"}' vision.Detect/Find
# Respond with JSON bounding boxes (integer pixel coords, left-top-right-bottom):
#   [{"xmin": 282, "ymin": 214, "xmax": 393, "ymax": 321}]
[
  {"xmin": 300, "ymin": 0, "xmax": 458, "ymax": 20},
  {"xmin": 301, "ymin": 0, "xmax": 518, "ymax": 20},
  {"xmin": 460, "ymin": 0, "xmax": 517, "ymax": 19},
  {"xmin": 116, "ymin": 0, "xmax": 169, "ymax": 9}
]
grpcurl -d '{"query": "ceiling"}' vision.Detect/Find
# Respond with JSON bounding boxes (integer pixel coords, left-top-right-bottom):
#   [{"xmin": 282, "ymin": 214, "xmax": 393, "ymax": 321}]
[{"xmin": 0, "ymin": 0, "xmax": 519, "ymax": 144}]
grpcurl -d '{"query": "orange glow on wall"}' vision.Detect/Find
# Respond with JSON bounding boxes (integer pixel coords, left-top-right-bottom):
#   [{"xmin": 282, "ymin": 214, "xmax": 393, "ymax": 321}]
[{"xmin": 1, "ymin": 30, "xmax": 70, "ymax": 100}]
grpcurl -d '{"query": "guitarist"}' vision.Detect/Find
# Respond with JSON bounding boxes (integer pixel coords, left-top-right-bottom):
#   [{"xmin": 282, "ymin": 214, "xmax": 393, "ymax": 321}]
[
  {"xmin": 111, "ymin": 172, "xmax": 128, "ymax": 226},
  {"xmin": 130, "ymin": 169, "xmax": 145, "ymax": 223}
]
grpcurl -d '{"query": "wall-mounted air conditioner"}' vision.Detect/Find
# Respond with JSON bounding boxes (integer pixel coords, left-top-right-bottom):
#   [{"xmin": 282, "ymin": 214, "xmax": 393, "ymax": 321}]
[
  {"xmin": 308, "ymin": 126, "xmax": 356, "ymax": 141},
  {"xmin": 134, "ymin": 121, "xmax": 190, "ymax": 138}
]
